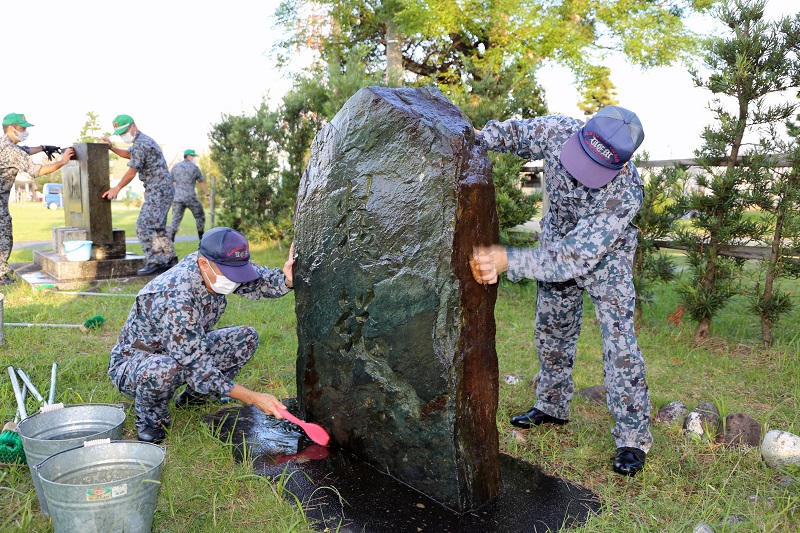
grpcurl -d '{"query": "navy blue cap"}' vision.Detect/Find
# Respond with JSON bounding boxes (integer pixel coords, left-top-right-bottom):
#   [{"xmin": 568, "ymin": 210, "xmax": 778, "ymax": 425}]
[
  {"xmin": 560, "ymin": 106, "xmax": 644, "ymax": 189},
  {"xmin": 198, "ymin": 227, "xmax": 259, "ymax": 283}
]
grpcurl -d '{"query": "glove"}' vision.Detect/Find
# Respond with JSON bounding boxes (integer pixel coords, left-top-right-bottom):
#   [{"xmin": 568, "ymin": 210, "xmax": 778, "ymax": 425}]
[{"xmin": 43, "ymin": 145, "xmax": 62, "ymax": 161}]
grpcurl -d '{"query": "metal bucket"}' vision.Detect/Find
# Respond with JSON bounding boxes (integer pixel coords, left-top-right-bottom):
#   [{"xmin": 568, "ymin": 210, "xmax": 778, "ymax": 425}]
[
  {"xmin": 17, "ymin": 404, "xmax": 126, "ymax": 516},
  {"xmin": 0, "ymin": 292, "xmax": 5, "ymax": 345},
  {"xmin": 37, "ymin": 440, "xmax": 165, "ymax": 533}
]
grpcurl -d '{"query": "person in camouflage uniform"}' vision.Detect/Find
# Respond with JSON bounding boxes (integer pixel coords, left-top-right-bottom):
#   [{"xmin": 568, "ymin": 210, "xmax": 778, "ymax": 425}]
[
  {"xmin": 101, "ymin": 114, "xmax": 176, "ymax": 276},
  {"xmin": 108, "ymin": 227, "xmax": 295, "ymax": 443},
  {"xmin": 168, "ymin": 148, "xmax": 208, "ymax": 241},
  {"xmin": 472, "ymin": 106, "xmax": 651, "ymax": 476},
  {"xmin": 0, "ymin": 113, "xmax": 74, "ymax": 284}
]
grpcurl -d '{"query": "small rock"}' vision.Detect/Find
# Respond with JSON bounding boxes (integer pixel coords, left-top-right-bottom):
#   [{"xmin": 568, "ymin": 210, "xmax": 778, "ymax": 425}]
[
  {"xmin": 747, "ymin": 494, "xmax": 775, "ymax": 508},
  {"xmin": 655, "ymin": 401, "xmax": 688, "ymax": 424},
  {"xmin": 510, "ymin": 430, "xmax": 527, "ymax": 443},
  {"xmin": 719, "ymin": 413, "xmax": 761, "ymax": 448},
  {"xmin": 576, "ymin": 385, "xmax": 606, "ymax": 403},
  {"xmin": 693, "ymin": 522, "xmax": 715, "ymax": 533},
  {"xmin": 724, "ymin": 514, "xmax": 746, "ymax": 525},
  {"xmin": 684, "ymin": 402, "xmax": 721, "ymax": 440},
  {"xmin": 761, "ymin": 430, "xmax": 800, "ymax": 469},
  {"xmin": 503, "ymin": 374, "xmax": 522, "ymax": 385}
]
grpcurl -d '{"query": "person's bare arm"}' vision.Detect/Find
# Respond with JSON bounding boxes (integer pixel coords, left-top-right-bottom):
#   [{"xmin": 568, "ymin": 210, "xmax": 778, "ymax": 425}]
[
  {"xmin": 228, "ymin": 384, "xmax": 287, "ymax": 418},
  {"xmin": 102, "ymin": 167, "xmax": 137, "ymax": 200}
]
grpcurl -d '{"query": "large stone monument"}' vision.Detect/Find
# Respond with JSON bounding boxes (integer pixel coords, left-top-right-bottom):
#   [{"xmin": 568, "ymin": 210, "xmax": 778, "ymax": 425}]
[
  {"xmin": 32, "ymin": 143, "xmax": 145, "ymax": 281},
  {"xmin": 293, "ymin": 86, "xmax": 500, "ymax": 511}
]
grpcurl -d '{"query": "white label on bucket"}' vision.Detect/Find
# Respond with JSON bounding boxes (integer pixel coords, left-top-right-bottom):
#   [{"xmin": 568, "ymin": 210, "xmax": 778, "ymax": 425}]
[{"xmin": 86, "ymin": 484, "xmax": 127, "ymax": 501}]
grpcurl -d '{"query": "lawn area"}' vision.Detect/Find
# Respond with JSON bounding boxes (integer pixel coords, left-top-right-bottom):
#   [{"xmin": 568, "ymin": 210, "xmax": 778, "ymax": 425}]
[
  {"xmin": 8, "ymin": 202, "xmax": 208, "ymax": 244},
  {"xmin": 1, "ymin": 240, "xmax": 798, "ymax": 531}
]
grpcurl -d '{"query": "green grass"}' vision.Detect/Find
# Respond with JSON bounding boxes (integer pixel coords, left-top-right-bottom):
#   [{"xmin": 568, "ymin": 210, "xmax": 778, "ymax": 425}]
[
  {"xmin": 8, "ymin": 202, "xmax": 207, "ymax": 245},
  {"xmin": 1, "ymin": 240, "xmax": 798, "ymax": 531}
]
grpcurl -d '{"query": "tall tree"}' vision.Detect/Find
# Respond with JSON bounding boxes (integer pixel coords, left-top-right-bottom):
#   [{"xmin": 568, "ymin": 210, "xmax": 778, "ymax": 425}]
[
  {"xmin": 273, "ymin": 74, "xmax": 331, "ymax": 234},
  {"xmin": 275, "ymin": 0, "xmax": 714, "ymax": 120},
  {"xmin": 208, "ymin": 103, "xmax": 282, "ymax": 237},
  {"xmin": 677, "ymin": 0, "xmax": 799, "ymax": 342},
  {"xmin": 76, "ymin": 111, "xmax": 107, "ymax": 144}
]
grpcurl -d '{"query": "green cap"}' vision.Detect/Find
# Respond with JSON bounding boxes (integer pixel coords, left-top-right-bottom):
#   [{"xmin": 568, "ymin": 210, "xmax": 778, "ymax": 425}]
[
  {"xmin": 2, "ymin": 113, "xmax": 34, "ymax": 127},
  {"xmin": 112, "ymin": 114, "xmax": 135, "ymax": 135},
  {"xmin": 184, "ymin": 149, "xmax": 198, "ymax": 157}
]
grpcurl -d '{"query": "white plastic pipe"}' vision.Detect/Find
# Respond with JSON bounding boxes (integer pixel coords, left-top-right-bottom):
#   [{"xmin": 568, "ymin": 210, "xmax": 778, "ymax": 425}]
[
  {"xmin": 48, "ymin": 362, "xmax": 58, "ymax": 405},
  {"xmin": 7, "ymin": 366, "xmax": 26, "ymax": 420},
  {"xmin": 16, "ymin": 368, "xmax": 44, "ymax": 404}
]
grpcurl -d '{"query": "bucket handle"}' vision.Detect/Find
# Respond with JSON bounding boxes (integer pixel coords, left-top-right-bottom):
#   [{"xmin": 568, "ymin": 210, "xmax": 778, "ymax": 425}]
[
  {"xmin": 63, "ymin": 242, "xmax": 83, "ymax": 253},
  {"xmin": 62, "ymin": 402, "xmax": 126, "ymax": 411}
]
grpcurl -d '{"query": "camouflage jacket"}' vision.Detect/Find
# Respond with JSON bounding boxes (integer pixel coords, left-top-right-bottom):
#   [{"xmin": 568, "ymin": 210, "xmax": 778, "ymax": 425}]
[
  {"xmin": 110, "ymin": 252, "xmax": 292, "ymax": 396},
  {"xmin": 0, "ymin": 134, "xmax": 40, "ymax": 194},
  {"xmin": 481, "ymin": 115, "xmax": 643, "ymax": 283},
  {"xmin": 170, "ymin": 160, "xmax": 204, "ymax": 202},
  {"xmin": 128, "ymin": 131, "xmax": 172, "ymax": 191}
]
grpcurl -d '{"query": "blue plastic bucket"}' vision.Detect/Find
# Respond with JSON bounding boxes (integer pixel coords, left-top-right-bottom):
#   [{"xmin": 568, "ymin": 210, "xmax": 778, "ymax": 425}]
[{"xmin": 63, "ymin": 240, "xmax": 93, "ymax": 261}]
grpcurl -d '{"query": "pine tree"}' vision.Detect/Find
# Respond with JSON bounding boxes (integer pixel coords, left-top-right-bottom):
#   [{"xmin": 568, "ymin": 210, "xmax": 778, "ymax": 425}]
[{"xmin": 678, "ymin": 0, "xmax": 800, "ymax": 342}]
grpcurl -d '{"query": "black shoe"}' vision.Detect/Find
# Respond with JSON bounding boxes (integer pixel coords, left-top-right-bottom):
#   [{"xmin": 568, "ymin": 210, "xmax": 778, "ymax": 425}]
[
  {"xmin": 137, "ymin": 263, "xmax": 164, "ymax": 276},
  {"xmin": 166, "ymin": 256, "xmax": 178, "ymax": 267},
  {"xmin": 137, "ymin": 425, "xmax": 166, "ymax": 444},
  {"xmin": 0, "ymin": 276, "xmax": 16, "ymax": 286},
  {"xmin": 613, "ymin": 447, "xmax": 646, "ymax": 476},
  {"xmin": 174, "ymin": 387, "xmax": 209, "ymax": 408},
  {"xmin": 510, "ymin": 407, "xmax": 568, "ymax": 429}
]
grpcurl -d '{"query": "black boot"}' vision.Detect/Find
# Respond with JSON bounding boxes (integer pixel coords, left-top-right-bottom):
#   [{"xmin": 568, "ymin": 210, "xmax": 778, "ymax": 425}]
[
  {"xmin": 174, "ymin": 387, "xmax": 209, "ymax": 408},
  {"xmin": 612, "ymin": 447, "xmax": 646, "ymax": 476},
  {"xmin": 136, "ymin": 418, "xmax": 167, "ymax": 444},
  {"xmin": 137, "ymin": 263, "xmax": 163, "ymax": 276},
  {"xmin": 510, "ymin": 407, "xmax": 568, "ymax": 428}
]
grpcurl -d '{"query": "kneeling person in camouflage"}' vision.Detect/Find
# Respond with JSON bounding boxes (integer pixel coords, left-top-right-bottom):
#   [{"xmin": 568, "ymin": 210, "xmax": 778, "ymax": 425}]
[{"xmin": 108, "ymin": 227, "xmax": 294, "ymax": 443}]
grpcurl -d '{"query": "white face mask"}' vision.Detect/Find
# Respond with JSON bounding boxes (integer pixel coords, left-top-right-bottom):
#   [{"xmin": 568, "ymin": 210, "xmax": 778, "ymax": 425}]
[
  {"xmin": 202, "ymin": 265, "xmax": 240, "ymax": 294},
  {"xmin": 120, "ymin": 130, "xmax": 135, "ymax": 143},
  {"xmin": 12, "ymin": 128, "xmax": 28, "ymax": 142}
]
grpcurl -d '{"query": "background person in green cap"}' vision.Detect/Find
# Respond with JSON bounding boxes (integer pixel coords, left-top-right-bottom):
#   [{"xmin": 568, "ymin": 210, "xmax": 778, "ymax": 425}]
[
  {"xmin": 169, "ymin": 148, "xmax": 209, "ymax": 242},
  {"xmin": 101, "ymin": 114, "xmax": 177, "ymax": 276},
  {"xmin": 0, "ymin": 113, "xmax": 74, "ymax": 285}
]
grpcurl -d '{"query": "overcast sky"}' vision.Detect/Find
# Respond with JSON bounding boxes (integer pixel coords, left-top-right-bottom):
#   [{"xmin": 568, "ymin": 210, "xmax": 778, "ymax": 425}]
[{"xmin": 1, "ymin": 0, "xmax": 796, "ymax": 162}]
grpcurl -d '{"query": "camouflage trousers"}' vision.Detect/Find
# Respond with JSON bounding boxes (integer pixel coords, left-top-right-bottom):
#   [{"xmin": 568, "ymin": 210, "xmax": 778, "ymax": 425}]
[
  {"xmin": 169, "ymin": 197, "xmax": 205, "ymax": 238},
  {"xmin": 532, "ymin": 255, "xmax": 652, "ymax": 452},
  {"xmin": 108, "ymin": 326, "xmax": 259, "ymax": 431},
  {"xmin": 138, "ymin": 185, "xmax": 175, "ymax": 265},
  {"xmin": 0, "ymin": 192, "xmax": 11, "ymax": 279}
]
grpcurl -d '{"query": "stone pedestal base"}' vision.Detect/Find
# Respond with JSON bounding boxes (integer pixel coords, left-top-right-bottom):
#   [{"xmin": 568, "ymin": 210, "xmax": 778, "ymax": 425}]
[
  {"xmin": 52, "ymin": 227, "xmax": 128, "ymax": 260},
  {"xmin": 33, "ymin": 250, "xmax": 146, "ymax": 281}
]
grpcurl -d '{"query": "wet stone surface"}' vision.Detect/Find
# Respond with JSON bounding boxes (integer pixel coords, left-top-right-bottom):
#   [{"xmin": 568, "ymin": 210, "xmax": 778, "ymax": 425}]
[
  {"xmin": 206, "ymin": 405, "xmax": 600, "ymax": 532},
  {"xmin": 293, "ymin": 85, "xmax": 501, "ymax": 511}
]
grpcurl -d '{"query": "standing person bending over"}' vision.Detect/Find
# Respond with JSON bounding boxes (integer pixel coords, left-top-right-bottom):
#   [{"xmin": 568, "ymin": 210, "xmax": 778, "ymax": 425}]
[
  {"xmin": 169, "ymin": 148, "xmax": 208, "ymax": 242},
  {"xmin": 473, "ymin": 106, "xmax": 651, "ymax": 476},
  {"xmin": 0, "ymin": 113, "xmax": 74, "ymax": 285},
  {"xmin": 108, "ymin": 227, "xmax": 294, "ymax": 443},
  {"xmin": 101, "ymin": 114, "xmax": 176, "ymax": 276}
]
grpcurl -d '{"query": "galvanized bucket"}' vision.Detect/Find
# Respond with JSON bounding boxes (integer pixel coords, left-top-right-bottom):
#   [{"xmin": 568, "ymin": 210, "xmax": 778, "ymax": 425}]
[
  {"xmin": 17, "ymin": 404, "xmax": 126, "ymax": 516},
  {"xmin": 36, "ymin": 439, "xmax": 165, "ymax": 533}
]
